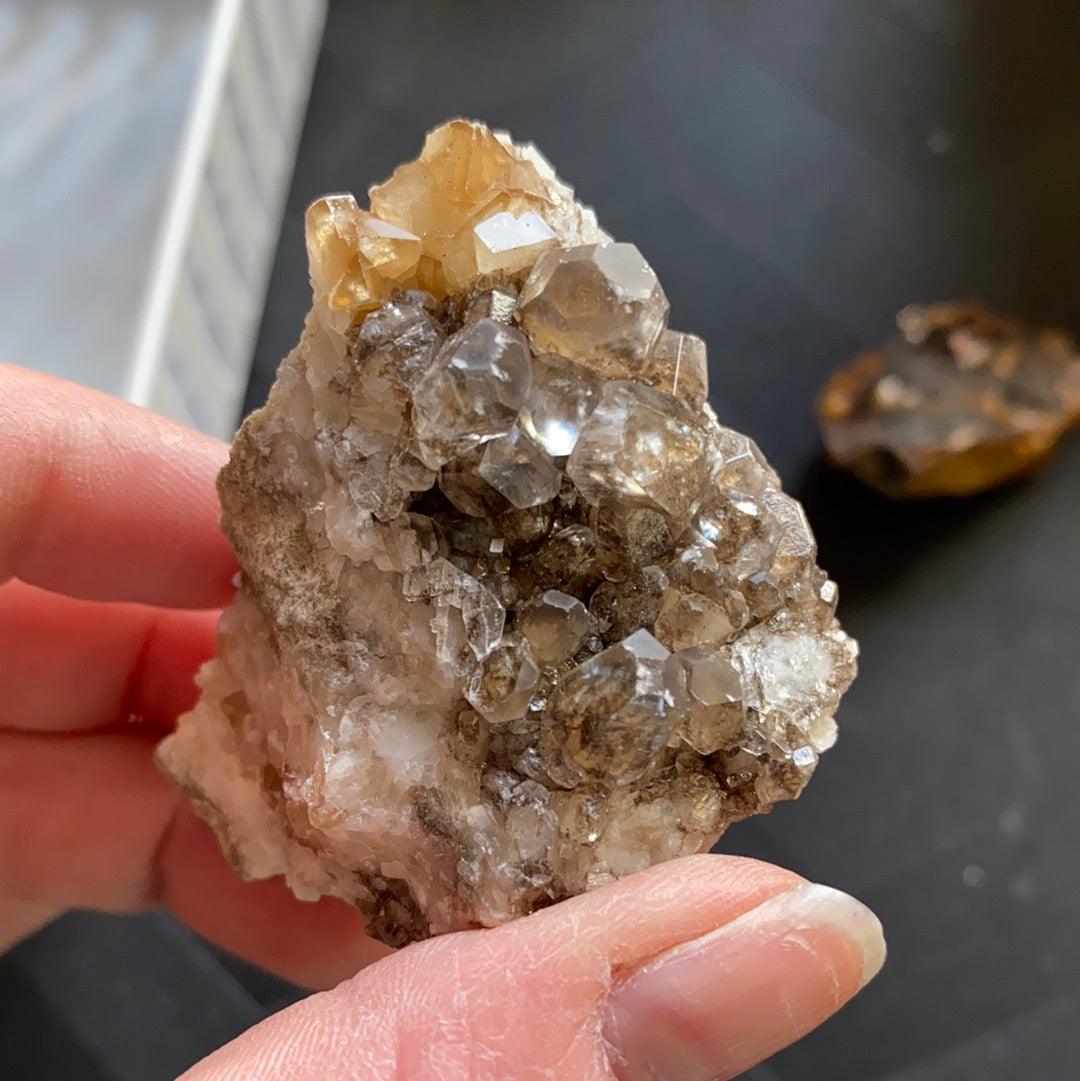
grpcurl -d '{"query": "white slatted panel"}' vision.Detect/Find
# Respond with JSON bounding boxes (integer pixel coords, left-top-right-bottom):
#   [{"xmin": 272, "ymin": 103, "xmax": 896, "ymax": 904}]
[
  {"xmin": 133, "ymin": 0, "xmax": 326, "ymax": 436},
  {"xmin": 0, "ymin": 0, "xmax": 325, "ymax": 438}
]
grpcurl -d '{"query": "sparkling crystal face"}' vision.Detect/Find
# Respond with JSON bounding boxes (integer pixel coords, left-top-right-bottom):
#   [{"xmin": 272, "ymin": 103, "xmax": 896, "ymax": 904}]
[
  {"xmin": 819, "ymin": 302, "xmax": 1080, "ymax": 497},
  {"xmin": 473, "ymin": 210, "xmax": 557, "ymax": 275},
  {"xmin": 520, "ymin": 353, "xmax": 602, "ymax": 457},
  {"xmin": 518, "ymin": 243, "xmax": 669, "ymax": 372},
  {"xmin": 412, "ymin": 318, "xmax": 533, "ymax": 467},
  {"xmin": 157, "ymin": 120, "xmax": 857, "ymax": 947}
]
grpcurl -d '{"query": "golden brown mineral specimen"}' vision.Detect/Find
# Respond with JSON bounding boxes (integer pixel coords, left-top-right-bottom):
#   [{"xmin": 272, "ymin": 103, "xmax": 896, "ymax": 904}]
[
  {"xmin": 819, "ymin": 302, "xmax": 1080, "ymax": 497},
  {"xmin": 157, "ymin": 120, "xmax": 857, "ymax": 946}
]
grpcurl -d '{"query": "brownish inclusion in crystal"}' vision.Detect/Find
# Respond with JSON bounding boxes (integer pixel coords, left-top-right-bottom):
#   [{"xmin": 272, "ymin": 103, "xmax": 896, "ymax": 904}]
[{"xmin": 819, "ymin": 302, "xmax": 1080, "ymax": 497}]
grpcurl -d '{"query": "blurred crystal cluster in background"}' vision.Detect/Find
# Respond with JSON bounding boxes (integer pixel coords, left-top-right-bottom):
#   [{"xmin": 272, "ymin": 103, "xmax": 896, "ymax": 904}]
[
  {"xmin": 818, "ymin": 303, "xmax": 1080, "ymax": 497},
  {"xmin": 0, "ymin": 0, "xmax": 324, "ymax": 437}
]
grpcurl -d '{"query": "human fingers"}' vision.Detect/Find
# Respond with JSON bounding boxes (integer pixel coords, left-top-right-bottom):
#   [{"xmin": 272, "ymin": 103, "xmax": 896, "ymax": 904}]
[
  {"xmin": 0, "ymin": 727, "xmax": 386, "ymax": 986},
  {"xmin": 0, "ymin": 579, "xmax": 218, "ymax": 732},
  {"xmin": 0, "ymin": 363, "xmax": 235, "ymax": 608},
  {"xmin": 0, "ymin": 897, "xmax": 56, "ymax": 954},
  {"xmin": 181, "ymin": 855, "xmax": 885, "ymax": 1081}
]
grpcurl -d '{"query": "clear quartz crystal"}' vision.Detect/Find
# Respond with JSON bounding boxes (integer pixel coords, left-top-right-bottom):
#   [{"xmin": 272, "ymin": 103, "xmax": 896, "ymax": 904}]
[
  {"xmin": 520, "ymin": 353, "xmax": 602, "ymax": 456},
  {"xmin": 674, "ymin": 646, "xmax": 746, "ymax": 754},
  {"xmin": 412, "ymin": 318, "xmax": 533, "ymax": 467},
  {"xmin": 644, "ymin": 329, "xmax": 709, "ymax": 409},
  {"xmin": 567, "ymin": 381, "xmax": 714, "ymax": 523},
  {"xmin": 517, "ymin": 243, "xmax": 669, "ymax": 372},
  {"xmin": 466, "ymin": 633, "xmax": 540, "ymax": 724},
  {"xmin": 156, "ymin": 120, "xmax": 857, "ymax": 948},
  {"xmin": 553, "ymin": 630, "xmax": 687, "ymax": 782},
  {"xmin": 479, "ymin": 425, "xmax": 561, "ymax": 508}
]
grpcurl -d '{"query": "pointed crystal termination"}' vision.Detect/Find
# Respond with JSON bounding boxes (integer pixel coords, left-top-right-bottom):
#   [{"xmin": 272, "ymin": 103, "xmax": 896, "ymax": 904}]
[
  {"xmin": 673, "ymin": 646, "xmax": 746, "ymax": 754},
  {"xmin": 466, "ymin": 633, "xmax": 540, "ymax": 723},
  {"xmin": 519, "ymin": 590, "xmax": 589, "ymax": 665},
  {"xmin": 567, "ymin": 380, "xmax": 714, "ymax": 524},
  {"xmin": 644, "ymin": 329, "xmax": 709, "ymax": 410},
  {"xmin": 520, "ymin": 353, "xmax": 602, "ymax": 457},
  {"xmin": 552, "ymin": 630, "xmax": 686, "ymax": 782},
  {"xmin": 306, "ymin": 194, "xmax": 422, "ymax": 334},
  {"xmin": 156, "ymin": 119, "xmax": 856, "ymax": 948},
  {"xmin": 479, "ymin": 425, "xmax": 561, "ymax": 509},
  {"xmin": 412, "ymin": 318, "xmax": 533, "ymax": 467},
  {"xmin": 517, "ymin": 243, "xmax": 669, "ymax": 373},
  {"xmin": 819, "ymin": 301, "xmax": 1080, "ymax": 497}
]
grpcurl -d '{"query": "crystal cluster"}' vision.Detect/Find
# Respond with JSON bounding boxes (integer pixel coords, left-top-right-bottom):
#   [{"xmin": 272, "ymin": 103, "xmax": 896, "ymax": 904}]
[
  {"xmin": 157, "ymin": 121, "xmax": 856, "ymax": 946},
  {"xmin": 819, "ymin": 302, "xmax": 1080, "ymax": 497}
]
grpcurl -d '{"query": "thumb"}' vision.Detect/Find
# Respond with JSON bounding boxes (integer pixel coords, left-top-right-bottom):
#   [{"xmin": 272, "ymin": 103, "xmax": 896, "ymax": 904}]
[{"xmin": 181, "ymin": 855, "xmax": 885, "ymax": 1081}]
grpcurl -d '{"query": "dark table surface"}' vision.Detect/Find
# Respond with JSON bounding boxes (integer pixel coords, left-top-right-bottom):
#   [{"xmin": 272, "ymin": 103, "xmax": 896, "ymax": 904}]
[{"xmin": 4, "ymin": 3, "xmax": 1078, "ymax": 1078}]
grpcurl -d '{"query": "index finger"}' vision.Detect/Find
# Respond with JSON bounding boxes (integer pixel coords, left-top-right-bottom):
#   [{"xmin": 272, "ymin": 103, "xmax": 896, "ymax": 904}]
[{"xmin": 0, "ymin": 363, "xmax": 236, "ymax": 607}]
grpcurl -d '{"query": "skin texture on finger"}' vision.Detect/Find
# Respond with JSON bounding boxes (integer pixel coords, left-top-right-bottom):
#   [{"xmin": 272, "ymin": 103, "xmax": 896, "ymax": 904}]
[
  {"xmin": 179, "ymin": 855, "xmax": 882, "ymax": 1081},
  {"xmin": 0, "ymin": 580, "xmax": 218, "ymax": 732},
  {"xmin": 0, "ymin": 728, "xmax": 178, "ymax": 910},
  {"xmin": 603, "ymin": 882, "xmax": 884, "ymax": 1080},
  {"xmin": 0, "ymin": 363, "xmax": 235, "ymax": 608},
  {"xmin": 0, "ymin": 727, "xmax": 385, "ymax": 987}
]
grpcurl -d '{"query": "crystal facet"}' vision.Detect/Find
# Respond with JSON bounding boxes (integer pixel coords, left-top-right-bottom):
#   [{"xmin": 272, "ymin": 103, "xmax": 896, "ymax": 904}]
[
  {"xmin": 157, "ymin": 120, "xmax": 856, "ymax": 947},
  {"xmin": 466, "ymin": 633, "xmax": 540, "ymax": 724},
  {"xmin": 645, "ymin": 329, "xmax": 709, "ymax": 410},
  {"xmin": 473, "ymin": 210, "xmax": 558, "ymax": 276},
  {"xmin": 553, "ymin": 630, "xmax": 686, "ymax": 783},
  {"xmin": 520, "ymin": 352, "xmax": 602, "ymax": 457},
  {"xmin": 412, "ymin": 317, "xmax": 532, "ymax": 467},
  {"xmin": 674, "ymin": 646, "xmax": 746, "ymax": 754},
  {"xmin": 567, "ymin": 380, "xmax": 714, "ymax": 523},
  {"xmin": 518, "ymin": 243, "xmax": 669, "ymax": 372},
  {"xmin": 478, "ymin": 425, "xmax": 561, "ymax": 509},
  {"xmin": 518, "ymin": 589, "xmax": 590, "ymax": 666}
]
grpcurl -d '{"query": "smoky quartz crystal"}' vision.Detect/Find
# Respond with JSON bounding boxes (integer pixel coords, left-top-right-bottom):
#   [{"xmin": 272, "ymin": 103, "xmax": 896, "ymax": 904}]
[{"xmin": 157, "ymin": 120, "xmax": 857, "ymax": 945}]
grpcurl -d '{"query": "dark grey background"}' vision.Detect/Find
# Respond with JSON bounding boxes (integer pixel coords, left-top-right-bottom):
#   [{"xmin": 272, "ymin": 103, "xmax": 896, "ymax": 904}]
[{"xmin": 4, "ymin": 2, "xmax": 1079, "ymax": 1078}]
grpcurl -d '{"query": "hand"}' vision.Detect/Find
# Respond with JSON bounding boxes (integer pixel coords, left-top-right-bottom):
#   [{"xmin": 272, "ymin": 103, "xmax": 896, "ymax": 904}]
[{"xmin": 0, "ymin": 363, "xmax": 885, "ymax": 1080}]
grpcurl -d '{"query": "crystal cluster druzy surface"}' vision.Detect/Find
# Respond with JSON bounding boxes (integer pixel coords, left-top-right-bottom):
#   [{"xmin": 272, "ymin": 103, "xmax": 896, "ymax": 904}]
[
  {"xmin": 157, "ymin": 121, "xmax": 857, "ymax": 945},
  {"xmin": 819, "ymin": 302, "xmax": 1080, "ymax": 498}
]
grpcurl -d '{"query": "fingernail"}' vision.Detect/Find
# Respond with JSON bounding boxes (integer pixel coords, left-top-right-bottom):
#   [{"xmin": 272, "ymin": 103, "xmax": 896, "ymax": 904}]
[{"xmin": 603, "ymin": 882, "xmax": 885, "ymax": 1081}]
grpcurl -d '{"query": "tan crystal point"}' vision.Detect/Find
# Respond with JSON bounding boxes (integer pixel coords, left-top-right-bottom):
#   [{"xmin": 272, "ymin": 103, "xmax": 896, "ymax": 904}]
[
  {"xmin": 306, "ymin": 194, "xmax": 421, "ymax": 333},
  {"xmin": 553, "ymin": 629, "xmax": 686, "ymax": 783},
  {"xmin": 157, "ymin": 120, "xmax": 856, "ymax": 947},
  {"xmin": 674, "ymin": 646, "xmax": 746, "ymax": 755},
  {"xmin": 654, "ymin": 586, "xmax": 746, "ymax": 650},
  {"xmin": 819, "ymin": 302, "xmax": 1080, "ymax": 497},
  {"xmin": 478, "ymin": 425, "xmax": 561, "ymax": 509},
  {"xmin": 519, "ymin": 590, "xmax": 589, "ymax": 665},
  {"xmin": 369, "ymin": 120, "xmax": 607, "ymax": 295},
  {"xmin": 644, "ymin": 329, "xmax": 709, "ymax": 409},
  {"xmin": 466, "ymin": 633, "xmax": 540, "ymax": 724},
  {"xmin": 518, "ymin": 243, "xmax": 669, "ymax": 372}
]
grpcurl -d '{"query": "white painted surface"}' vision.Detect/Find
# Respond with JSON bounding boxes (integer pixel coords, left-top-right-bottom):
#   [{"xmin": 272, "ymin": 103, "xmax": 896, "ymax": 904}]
[{"xmin": 0, "ymin": 0, "xmax": 325, "ymax": 437}]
